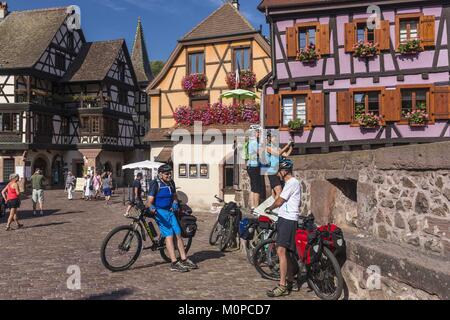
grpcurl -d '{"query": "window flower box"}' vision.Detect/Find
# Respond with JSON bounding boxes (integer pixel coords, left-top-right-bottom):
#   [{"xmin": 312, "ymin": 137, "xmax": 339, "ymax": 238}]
[
  {"xmin": 226, "ymin": 70, "xmax": 256, "ymax": 90},
  {"xmin": 182, "ymin": 74, "xmax": 207, "ymax": 95},
  {"xmin": 353, "ymin": 41, "xmax": 378, "ymax": 59},
  {"xmin": 287, "ymin": 118, "xmax": 305, "ymax": 133},
  {"xmin": 404, "ymin": 109, "xmax": 429, "ymax": 126},
  {"xmin": 356, "ymin": 112, "xmax": 381, "ymax": 128},
  {"xmin": 398, "ymin": 39, "xmax": 423, "ymax": 55},
  {"xmin": 296, "ymin": 43, "xmax": 319, "ymax": 63}
]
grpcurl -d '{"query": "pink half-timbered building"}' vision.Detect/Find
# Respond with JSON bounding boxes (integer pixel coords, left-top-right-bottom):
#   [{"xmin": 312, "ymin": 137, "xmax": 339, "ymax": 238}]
[{"xmin": 259, "ymin": 0, "xmax": 450, "ymax": 154}]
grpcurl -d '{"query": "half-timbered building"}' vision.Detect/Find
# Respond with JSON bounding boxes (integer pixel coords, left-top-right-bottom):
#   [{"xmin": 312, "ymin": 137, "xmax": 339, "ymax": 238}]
[
  {"xmin": 259, "ymin": 0, "xmax": 450, "ymax": 154},
  {"xmin": 145, "ymin": 1, "xmax": 272, "ymax": 208},
  {"xmin": 0, "ymin": 3, "xmax": 146, "ymax": 186}
]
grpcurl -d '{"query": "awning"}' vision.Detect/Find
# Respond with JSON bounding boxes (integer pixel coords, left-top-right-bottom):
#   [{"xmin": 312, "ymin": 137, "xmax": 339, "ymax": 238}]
[
  {"xmin": 154, "ymin": 146, "xmax": 173, "ymax": 163},
  {"xmin": 122, "ymin": 160, "xmax": 164, "ymax": 170}
]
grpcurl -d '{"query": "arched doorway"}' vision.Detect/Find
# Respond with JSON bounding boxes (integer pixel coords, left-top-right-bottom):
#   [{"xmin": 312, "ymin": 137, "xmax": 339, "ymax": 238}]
[
  {"xmin": 33, "ymin": 157, "xmax": 48, "ymax": 177},
  {"xmin": 51, "ymin": 155, "xmax": 64, "ymax": 186}
]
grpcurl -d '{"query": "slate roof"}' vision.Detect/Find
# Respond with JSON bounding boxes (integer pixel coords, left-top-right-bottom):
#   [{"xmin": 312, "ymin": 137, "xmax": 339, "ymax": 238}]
[
  {"xmin": 131, "ymin": 17, "xmax": 153, "ymax": 85},
  {"xmin": 180, "ymin": 2, "xmax": 256, "ymax": 42},
  {"xmin": 62, "ymin": 40, "xmax": 124, "ymax": 82},
  {"xmin": 0, "ymin": 7, "xmax": 67, "ymax": 70}
]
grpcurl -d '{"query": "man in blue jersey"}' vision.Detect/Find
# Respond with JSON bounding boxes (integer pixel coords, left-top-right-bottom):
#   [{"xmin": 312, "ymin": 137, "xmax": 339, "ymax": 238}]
[{"xmin": 147, "ymin": 164, "xmax": 198, "ymax": 272}]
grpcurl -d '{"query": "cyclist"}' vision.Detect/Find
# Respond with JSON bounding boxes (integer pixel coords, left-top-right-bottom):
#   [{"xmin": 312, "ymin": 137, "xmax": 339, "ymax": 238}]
[
  {"xmin": 264, "ymin": 158, "xmax": 301, "ymax": 297},
  {"xmin": 146, "ymin": 164, "xmax": 198, "ymax": 272}
]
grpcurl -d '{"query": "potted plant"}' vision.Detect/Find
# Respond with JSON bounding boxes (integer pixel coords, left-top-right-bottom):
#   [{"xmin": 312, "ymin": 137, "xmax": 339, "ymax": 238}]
[
  {"xmin": 296, "ymin": 43, "xmax": 319, "ymax": 63},
  {"xmin": 356, "ymin": 112, "xmax": 381, "ymax": 128},
  {"xmin": 182, "ymin": 74, "xmax": 207, "ymax": 95},
  {"xmin": 398, "ymin": 39, "xmax": 423, "ymax": 55},
  {"xmin": 287, "ymin": 118, "xmax": 305, "ymax": 133},
  {"xmin": 404, "ymin": 107, "xmax": 429, "ymax": 127},
  {"xmin": 353, "ymin": 41, "xmax": 378, "ymax": 58}
]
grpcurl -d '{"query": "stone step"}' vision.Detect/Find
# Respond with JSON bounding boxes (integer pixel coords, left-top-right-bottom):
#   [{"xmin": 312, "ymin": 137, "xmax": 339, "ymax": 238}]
[{"xmin": 344, "ymin": 228, "xmax": 450, "ymax": 299}]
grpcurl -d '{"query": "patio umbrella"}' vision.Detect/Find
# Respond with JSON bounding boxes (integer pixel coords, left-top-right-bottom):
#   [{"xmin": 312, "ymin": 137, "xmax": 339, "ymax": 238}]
[{"xmin": 220, "ymin": 89, "xmax": 259, "ymax": 101}]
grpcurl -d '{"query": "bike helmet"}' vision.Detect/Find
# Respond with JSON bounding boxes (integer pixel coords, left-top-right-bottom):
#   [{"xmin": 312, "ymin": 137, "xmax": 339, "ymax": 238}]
[
  {"xmin": 278, "ymin": 158, "xmax": 294, "ymax": 172},
  {"xmin": 158, "ymin": 164, "xmax": 172, "ymax": 173}
]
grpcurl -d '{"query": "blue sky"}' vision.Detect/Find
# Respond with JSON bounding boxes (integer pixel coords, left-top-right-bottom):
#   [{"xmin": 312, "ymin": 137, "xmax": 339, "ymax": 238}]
[{"xmin": 10, "ymin": 0, "xmax": 268, "ymax": 61}]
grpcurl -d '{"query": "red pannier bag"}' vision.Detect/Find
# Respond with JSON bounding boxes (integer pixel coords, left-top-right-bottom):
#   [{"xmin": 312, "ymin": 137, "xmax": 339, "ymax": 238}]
[
  {"xmin": 317, "ymin": 224, "xmax": 347, "ymax": 265},
  {"xmin": 295, "ymin": 229, "xmax": 315, "ymax": 265}
]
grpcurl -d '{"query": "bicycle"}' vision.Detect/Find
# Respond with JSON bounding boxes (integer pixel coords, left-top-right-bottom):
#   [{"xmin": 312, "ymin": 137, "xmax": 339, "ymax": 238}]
[
  {"xmin": 100, "ymin": 202, "xmax": 193, "ymax": 272},
  {"xmin": 208, "ymin": 195, "xmax": 241, "ymax": 252},
  {"xmin": 244, "ymin": 210, "xmax": 278, "ymax": 265},
  {"xmin": 253, "ymin": 213, "xmax": 344, "ymax": 300}
]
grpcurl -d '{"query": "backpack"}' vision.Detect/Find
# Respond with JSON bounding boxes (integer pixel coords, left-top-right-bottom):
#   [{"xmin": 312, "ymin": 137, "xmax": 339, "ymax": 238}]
[
  {"xmin": 179, "ymin": 215, "xmax": 197, "ymax": 238},
  {"xmin": 239, "ymin": 217, "xmax": 258, "ymax": 240},
  {"xmin": 241, "ymin": 141, "xmax": 250, "ymax": 162}
]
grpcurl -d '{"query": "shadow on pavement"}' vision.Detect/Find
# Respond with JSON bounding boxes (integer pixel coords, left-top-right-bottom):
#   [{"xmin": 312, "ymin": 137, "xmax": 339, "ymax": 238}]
[
  {"xmin": 189, "ymin": 250, "xmax": 226, "ymax": 263},
  {"xmin": 132, "ymin": 260, "xmax": 167, "ymax": 270},
  {"xmin": 4, "ymin": 209, "xmax": 61, "ymax": 221},
  {"xmin": 83, "ymin": 288, "xmax": 134, "ymax": 300},
  {"xmin": 24, "ymin": 221, "xmax": 70, "ymax": 229}
]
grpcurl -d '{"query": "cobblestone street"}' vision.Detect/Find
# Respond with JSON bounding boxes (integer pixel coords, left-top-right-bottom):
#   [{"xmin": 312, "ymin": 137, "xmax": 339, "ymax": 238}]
[{"xmin": 0, "ymin": 190, "xmax": 316, "ymax": 300}]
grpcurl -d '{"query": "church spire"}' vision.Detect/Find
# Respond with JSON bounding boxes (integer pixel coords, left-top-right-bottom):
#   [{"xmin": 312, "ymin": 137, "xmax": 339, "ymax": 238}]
[{"xmin": 131, "ymin": 17, "xmax": 153, "ymax": 85}]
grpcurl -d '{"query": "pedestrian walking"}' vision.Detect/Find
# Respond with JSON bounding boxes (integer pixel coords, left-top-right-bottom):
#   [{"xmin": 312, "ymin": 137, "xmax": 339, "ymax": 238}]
[
  {"xmin": 1, "ymin": 173, "xmax": 23, "ymax": 231},
  {"xmin": 65, "ymin": 171, "xmax": 76, "ymax": 200},
  {"xmin": 84, "ymin": 174, "xmax": 93, "ymax": 201},
  {"xmin": 102, "ymin": 172, "xmax": 112, "ymax": 205},
  {"xmin": 31, "ymin": 169, "xmax": 45, "ymax": 216},
  {"xmin": 93, "ymin": 173, "xmax": 102, "ymax": 199}
]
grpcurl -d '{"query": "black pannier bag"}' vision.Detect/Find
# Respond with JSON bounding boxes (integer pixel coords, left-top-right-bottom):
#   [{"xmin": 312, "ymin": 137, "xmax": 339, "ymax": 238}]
[
  {"xmin": 180, "ymin": 215, "xmax": 197, "ymax": 238},
  {"xmin": 218, "ymin": 202, "xmax": 239, "ymax": 226}
]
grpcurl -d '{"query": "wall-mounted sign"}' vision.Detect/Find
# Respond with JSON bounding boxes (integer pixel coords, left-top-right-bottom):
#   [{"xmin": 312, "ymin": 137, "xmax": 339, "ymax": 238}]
[
  {"xmin": 179, "ymin": 164, "xmax": 187, "ymax": 178},
  {"xmin": 200, "ymin": 164, "xmax": 209, "ymax": 178},
  {"xmin": 189, "ymin": 164, "xmax": 198, "ymax": 178}
]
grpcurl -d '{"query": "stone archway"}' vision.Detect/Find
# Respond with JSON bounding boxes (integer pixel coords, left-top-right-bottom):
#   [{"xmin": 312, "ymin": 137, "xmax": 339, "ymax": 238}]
[{"xmin": 51, "ymin": 155, "xmax": 64, "ymax": 186}]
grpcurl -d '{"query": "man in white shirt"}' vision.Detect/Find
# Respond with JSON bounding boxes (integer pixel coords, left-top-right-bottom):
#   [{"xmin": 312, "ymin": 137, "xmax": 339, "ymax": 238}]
[{"xmin": 264, "ymin": 158, "xmax": 301, "ymax": 297}]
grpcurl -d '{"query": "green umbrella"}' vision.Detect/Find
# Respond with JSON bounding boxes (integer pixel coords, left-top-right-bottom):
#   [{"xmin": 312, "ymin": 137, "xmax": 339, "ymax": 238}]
[{"xmin": 220, "ymin": 89, "xmax": 259, "ymax": 101}]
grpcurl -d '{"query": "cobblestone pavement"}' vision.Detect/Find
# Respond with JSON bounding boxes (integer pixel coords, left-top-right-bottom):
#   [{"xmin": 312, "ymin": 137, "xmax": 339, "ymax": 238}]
[{"xmin": 0, "ymin": 190, "xmax": 317, "ymax": 300}]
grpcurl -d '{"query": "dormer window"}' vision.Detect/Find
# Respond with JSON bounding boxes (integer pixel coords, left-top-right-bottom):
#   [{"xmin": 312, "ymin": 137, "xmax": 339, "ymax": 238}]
[{"xmin": 188, "ymin": 52, "xmax": 204, "ymax": 75}]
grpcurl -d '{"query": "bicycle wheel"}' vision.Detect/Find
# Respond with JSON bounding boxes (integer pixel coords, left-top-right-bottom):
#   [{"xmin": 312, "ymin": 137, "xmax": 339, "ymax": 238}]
[
  {"xmin": 209, "ymin": 220, "xmax": 222, "ymax": 246},
  {"xmin": 253, "ymin": 238, "xmax": 280, "ymax": 281},
  {"xmin": 219, "ymin": 216, "xmax": 234, "ymax": 252},
  {"xmin": 306, "ymin": 246, "xmax": 344, "ymax": 300},
  {"xmin": 100, "ymin": 225, "xmax": 142, "ymax": 272},
  {"xmin": 159, "ymin": 236, "xmax": 193, "ymax": 263},
  {"xmin": 245, "ymin": 228, "xmax": 266, "ymax": 265}
]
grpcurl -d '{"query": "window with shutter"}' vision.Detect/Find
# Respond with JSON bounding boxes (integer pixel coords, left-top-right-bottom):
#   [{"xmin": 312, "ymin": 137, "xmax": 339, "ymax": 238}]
[
  {"xmin": 264, "ymin": 94, "xmax": 280, "ymax": 128},
  {"xmin": 344, "ymin": 22, "xmax": 356, "ymax": 52},
  {"xmin": 307, "ymin": 92, "xmax": 324, "ymax": 127},
  {"xmin": 400, "ymin": 88, "xmax": 429, "ymax": 118},
  {"xmin": 420, "ymin": 15, "xmax": 435, "ymax": 47},
  {"xmin": 281, "ymin": 95, "xmax": 307, "ymax": 127},
  {"xmin": 286, "ymin": 27, "xmax": 298, "ymax": 59},
  {"xmin": 431, "ymin": 86, "xmax": 449, "ymax": 120},
  {"xmin": 352, "ymin": 90, "xmax": 382, "ymax": 121},
  {"xmin": 375, "ymin": 20, "xmax": 391, "ymax": 51},
  {"xmin": 317, "ymin": 24, "xmax": 330, "ymax": 55},
  {"xmin": 381, "ymin": 89, "xmax": 401, "ymax": 122},
  {"xmin": 337, "ymin": 91, "xmax": 353, "ymax": 123}
]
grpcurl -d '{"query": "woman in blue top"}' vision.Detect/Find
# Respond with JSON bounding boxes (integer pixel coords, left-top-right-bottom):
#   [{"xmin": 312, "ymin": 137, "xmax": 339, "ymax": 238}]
[{"xmin": 263, "ymin": 131, "xmax": 294, "ymax": 199}]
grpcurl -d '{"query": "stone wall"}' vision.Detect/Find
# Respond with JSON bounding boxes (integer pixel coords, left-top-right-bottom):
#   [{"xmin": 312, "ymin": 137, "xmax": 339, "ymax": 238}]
[{"xmin": 290, "ymin": 141, "xmax": 450, "ymax": 258}]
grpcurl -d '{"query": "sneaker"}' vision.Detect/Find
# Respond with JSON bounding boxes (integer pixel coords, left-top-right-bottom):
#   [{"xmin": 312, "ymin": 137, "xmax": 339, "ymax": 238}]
[
  {"xmin": 170, "ymin": 261, "xmax": 189, "ymax": 273},
  {"xmin": 181, "ymin": 259, "xmax": 198, "ymax": 270},
  {"xmin": 267, "ymin": 284, "xmax": 290, "ymax": 298},
  {"xmin": 287, "ymin": 280, "xmax": 299, "ymax": 292}
]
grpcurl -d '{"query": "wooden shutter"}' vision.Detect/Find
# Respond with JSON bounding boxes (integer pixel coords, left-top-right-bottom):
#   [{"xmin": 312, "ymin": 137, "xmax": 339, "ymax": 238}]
[
  {"xmin": 381, "ymin": 89, "xmax": 401, "ymax": 122},
  {"xmin": 344, "ymin": 22, "xmax": 356, "ymax": 52},
  {"xmin": 264, "ymin": 94, "xmax": 281, "ymax": 128},
  {"xmin": 420, "ymin": 15, "xmax": 435, "ymax": 47},
  {"xmin": 431, "ymin": 86, "xmax": 450, "ymax": 120},
  {"xmin": 286, "ymin": 27, "xmax": 298, "ymax": 59},
  {"xmin": 337, "ymin": 91, "xmax": 353, "ymax": 123},
  {"xmin": 317, "ymin": 24, "xmax": 330, "ymax": 55},
  {"xmin": 307, "ymin": 92, "xmax": 325, "ymax": 127},
  {"xmin": 375, "ymin": 20, "xmax": 391, "ymax": 51}
]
